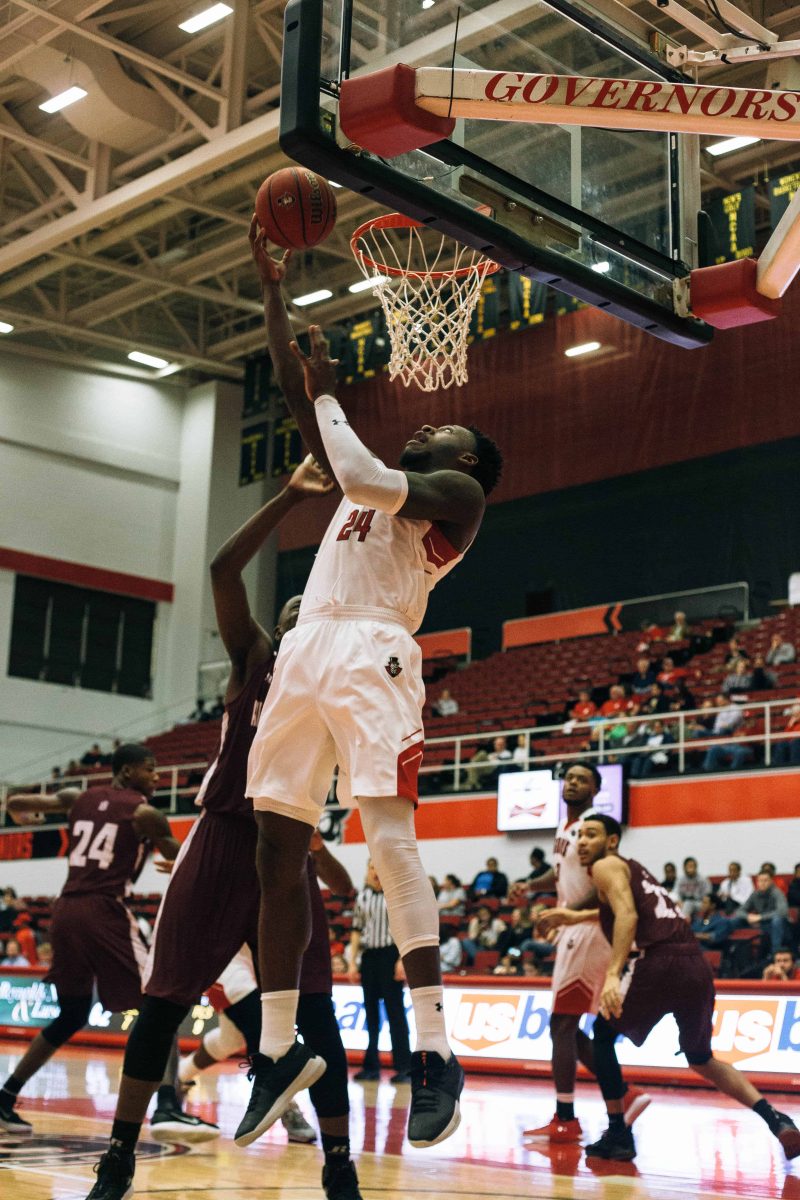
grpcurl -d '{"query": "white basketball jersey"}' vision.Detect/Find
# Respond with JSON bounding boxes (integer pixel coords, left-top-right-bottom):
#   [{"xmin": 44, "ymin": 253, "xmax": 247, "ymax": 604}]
[
  {"xmin": 553, "ymin": 815, "xmax": 593, "ymax": 907},
  {"xmin": 300, "ymin": 493, "xmax": 464, "ymax": 633}
]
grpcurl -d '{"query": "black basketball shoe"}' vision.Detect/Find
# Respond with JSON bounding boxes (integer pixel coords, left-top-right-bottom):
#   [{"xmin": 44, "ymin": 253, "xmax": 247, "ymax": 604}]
[
  {"xmin": 0, "ymin": 1098, "xmax": 32, "ymax": 1135},
  {"xmin": 150, "ymin": 1103, "xmax": 220, "ymax": 1144},
  {"xmin": 407, "ymin": 1050, "xmax": 464, "ymax": 1147},
  {"xmin": 85, "ymin": 1146, "xmax": 135, "ymax": 1200},
  {"xmin": 585, "ymin": 1125, "xmax": 637, "ymax": 1161},
  {"xmin": 234, "ymin": 1042, "xmax": 326, "ymax": 1147},
  {"xmin": 322, "ymin": 1159, "xmax": 363, "ymax": 1200},
  {"xmin": 773, "ymin": 1111, "xmax": 800, "ymax": 1159}
]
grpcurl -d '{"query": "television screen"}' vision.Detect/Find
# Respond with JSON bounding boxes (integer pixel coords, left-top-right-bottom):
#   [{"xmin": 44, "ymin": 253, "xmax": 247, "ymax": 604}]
[{"xmin": 497, "ymin": 764, "xmax": 625, "ymax": 832}]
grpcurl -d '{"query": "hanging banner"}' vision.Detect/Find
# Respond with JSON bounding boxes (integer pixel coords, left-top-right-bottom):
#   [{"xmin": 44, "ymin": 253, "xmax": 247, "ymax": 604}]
[
  {"xmin": 239, "ymin": 421, "xmax": 268, "ymax": 486},
  {"xmin": 507, "ymin": 274, "xmax": 547, "ymax": 328},
  {"xmin": 769, "ymin": 168, "xmax": 800, "ymax": 227},
  {"xmin": 468, "ymin": 274, "xmax": 500, "ymax": 342},
  {"xmin": 700, "ymin": 187, "xmax": 756, "ymax": 265}
]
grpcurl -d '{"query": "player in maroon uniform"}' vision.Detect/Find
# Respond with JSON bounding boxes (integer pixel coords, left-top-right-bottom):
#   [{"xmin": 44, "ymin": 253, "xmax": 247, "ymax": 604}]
[
  {"xmin": 0, "ymin": 744, "xmax": 179, "ymax": 1133},
  {"xmin": 84, "ymin": 458, "xmax": 365, "ymax": 1200},
  {"xmin": 548, "ymin": 813, "xmax": 800, "ymax": 1161}
]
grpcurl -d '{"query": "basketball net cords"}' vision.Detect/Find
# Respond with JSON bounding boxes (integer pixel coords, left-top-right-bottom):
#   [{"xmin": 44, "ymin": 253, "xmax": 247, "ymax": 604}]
[{"xmin": 355, "ymin": 224, "xmax": 494, "ymax": 391}]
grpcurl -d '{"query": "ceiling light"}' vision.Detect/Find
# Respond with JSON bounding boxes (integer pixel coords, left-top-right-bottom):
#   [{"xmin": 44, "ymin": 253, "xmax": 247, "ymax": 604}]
[
  {"xmin": 293, "ymin": 288, "xmax": 333, "ymax": 306},
  {"xmin": 39, "ymin": 87, "xmax": 88, "ymax": 114},
  {"xmin": 0, "ymin": 321, "xmax": 14, "ymax": 334},
  {"xmin": 349, "ymin": 275, "xmax": 389, "ymax": 293},
  {"xmin": 705, "ymin": 135, "xmax": 760, "ymax": 157},
  {"xmin": 128, "ymin": 351, "xmax": 170, "ymax": 369},
  {"xmin": 564, "ymin": 341, "xmax": 601, "ymax": 358},
  {"xmin": 422, "ymin": 0, "xmax": 435, "ymax": 8},
  {"xmin": 179, "ymin": 4, "xmax": 233, "ymax": 33},
  {"xmin": 591, "ymin": 261, "xmax": 611, "ymax": 274}
]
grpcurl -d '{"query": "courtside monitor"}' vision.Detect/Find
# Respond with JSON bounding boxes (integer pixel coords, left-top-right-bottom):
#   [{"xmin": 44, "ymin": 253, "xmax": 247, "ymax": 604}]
[
  {"xmin": 279, "ymin": 0, "xmax": 712, "ymax": 347},
  {"xmin": 497, "ymin": 764, "xmax": 624, "ymax": 832}
]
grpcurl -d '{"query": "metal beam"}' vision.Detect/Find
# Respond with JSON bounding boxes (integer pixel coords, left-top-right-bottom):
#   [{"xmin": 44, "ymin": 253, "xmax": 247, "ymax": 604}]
[
  {"xmin": 0, "ymin": 108, "xmax": 280, "ymax": 275},
  {"xmin": 9, "ymin": 0, "xmax": 225, "ymax": 101},
  {"xmin": 221, "ymin": 0, "xmax": 249, "ymax": 132},
  {"xmin": 0, "ymin": 116, "xmax": 91, "ymax": 171}
]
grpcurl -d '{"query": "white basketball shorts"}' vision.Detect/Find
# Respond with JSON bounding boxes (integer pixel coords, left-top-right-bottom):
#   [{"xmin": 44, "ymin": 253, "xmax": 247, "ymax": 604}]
[
  {"xmin": 247, "ymin": 615, "xmax": 426, "ymax": 823},
  {"xmin": 551, "ymin": 922, "xmax": 612, "ymax": 1015}
]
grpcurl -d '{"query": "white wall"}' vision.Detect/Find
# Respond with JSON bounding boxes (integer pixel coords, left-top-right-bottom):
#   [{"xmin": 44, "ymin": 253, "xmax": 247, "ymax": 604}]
[{"xmin": 0, "ymin": 353, "xmax": 270, "ymax": 782}]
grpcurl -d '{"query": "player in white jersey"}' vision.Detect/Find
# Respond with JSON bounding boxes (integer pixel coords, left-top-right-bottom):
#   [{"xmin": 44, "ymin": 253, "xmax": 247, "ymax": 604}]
[
  {"xmin": 524, "ymin": 762, "xmax": 649, "ymax": 1143},
  {"xmin": 237, "ymin": 222, "xmax": 503, "ymax": 1153}
]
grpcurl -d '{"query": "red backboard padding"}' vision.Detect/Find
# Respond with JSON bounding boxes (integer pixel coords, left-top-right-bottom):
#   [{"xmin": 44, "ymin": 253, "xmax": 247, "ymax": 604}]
[
  {"xmin": 690, "ymin": 258, "xmax": 782, "ymax": 329},
  {"xmin": 339, "ymin": 64, "xmax": 455, "ymax": 157}
]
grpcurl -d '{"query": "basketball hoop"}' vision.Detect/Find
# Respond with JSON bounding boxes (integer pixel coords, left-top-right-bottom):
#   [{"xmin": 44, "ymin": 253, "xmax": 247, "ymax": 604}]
[{"xmin": 350, "ymin": 213, "xmax": 500, "ymax": 391}]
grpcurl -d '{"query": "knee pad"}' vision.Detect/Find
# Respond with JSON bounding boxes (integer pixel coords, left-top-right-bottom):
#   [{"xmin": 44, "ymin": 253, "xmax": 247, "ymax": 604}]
[
  {"xmin": 42, "ymin": 995, "xmax": 93, "ymax": 1048},
  {"xmin": 358, "ymin": 799, "xmax": 439, "ymax": 958},
  {"xmin": 204, "ymin": 1011, "xmax": 247, "ymax": 1062},
  {"xmin": 124, "ymin": 996, "xmax": 188, "ymax": 1082},
  {"xmin": 296, "ymin": 994, "xmax": 349, "ymax": 1118}
]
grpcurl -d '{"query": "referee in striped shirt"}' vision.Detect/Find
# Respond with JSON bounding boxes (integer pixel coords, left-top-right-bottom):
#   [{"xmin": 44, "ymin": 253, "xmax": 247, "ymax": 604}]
[{"xmin": 348, "ymin": 861, "xmax": 411, "ymax": 1083}]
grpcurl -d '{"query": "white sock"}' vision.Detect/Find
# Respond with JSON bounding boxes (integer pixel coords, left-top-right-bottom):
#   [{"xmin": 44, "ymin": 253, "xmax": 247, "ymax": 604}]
[
  {"xmin": 259, "ymin": 990, "xmax": 298, "ymax": 1060},
  {"xmin": 178, "ymin": 1054, "xmax": 201, "ymax": 1084},
  {"xmin": 411, "ymin": 985, "xmax": 451, "ymax": 1061}
]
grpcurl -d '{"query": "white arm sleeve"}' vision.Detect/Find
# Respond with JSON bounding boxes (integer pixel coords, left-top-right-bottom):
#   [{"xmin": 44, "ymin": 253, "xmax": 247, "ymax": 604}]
[{"xmin": 314, "ymin": 393, "xmax": 408, "ymax": 514}]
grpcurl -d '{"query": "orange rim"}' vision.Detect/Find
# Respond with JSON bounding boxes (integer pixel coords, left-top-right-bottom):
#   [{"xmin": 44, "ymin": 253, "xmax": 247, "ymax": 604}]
[{"xmin": 350, "ymin": 212, "xmax": 500, "ymax": 281}]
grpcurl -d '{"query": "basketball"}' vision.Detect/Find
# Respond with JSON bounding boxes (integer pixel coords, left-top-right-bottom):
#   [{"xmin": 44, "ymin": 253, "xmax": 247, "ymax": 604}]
[{"xmin": 254, "ymin": 167, "xmax": 336, "ymax": 250}]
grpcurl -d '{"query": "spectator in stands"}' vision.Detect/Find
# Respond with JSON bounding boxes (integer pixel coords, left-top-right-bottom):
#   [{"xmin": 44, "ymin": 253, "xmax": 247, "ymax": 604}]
[
  {"xmin": 700, "ymin": 694, "xmax": 744, "ymax": 770},
  {"xmin": 0, "ymin": 889, "xmax": 17, "ymax": 935},
  {"xmin": 671, "ymin": 680, "xmax": 696, "ymax": 711},
  {"xmin": 767, "ymin": 633, "xmax": 796, "ymax": 666},
  {"xmin": 703, "ymin": 718, "xmax": 755, "ymax": 772},
  {"xmin": 208, "ymin": 694, "xmax": 225, "ymax": 719},
  {"xmin": 787, "ymin": 863, "xmax": 800, "ymax": 909},
  {"xmin": 1, "ymin": 938, "xmax": 29, "ymax": 967},
  {"xmin": 493, "ymin": 951, "xmax": 523, "ymax": 976},
  {"xmin": 470, "ymin": 857, "xmax": 508, "ymax": 900},
  {"xmin": 629, "ymin": 719, "xmax": 675, "ymax": 778},
  {"xmin": 630, "ymin": 657, "xmax": 657, "ymax": 695},
  {"xmin": 732, "ymin": 870, "xmax": 790, "ymax": 956},
  {"xmin": 433, "ymin": 688, "xmax": 459, "ymax": 717},
  {"xmin": 189, "ymin": 698, "xmax": 211, "ymax": 722},
  {"xmin": 465, "ymin": 739, "xmax": 494, "ymax": 790},
  {"xmin": 717, "ymin": 861, "xmax": 753, "ymax": 912},
  {"xmin": 35, "ymin": 942, "xmax": 53, "ymax": 970},
  {"xmin": 722, "ymin": 657, "xmax": 754, "ymax": 697},
  {"xmin": 570, "ymin": 689, "xmax": 597, "ymax": 721},
  {"xmin": 528, "ymin": 847, "xmax": 551, "ymax": 882},
  {"xmin": 661, "ymin": 863, "xmax": 679, "ymax": 898},
  {"xmin": 512, "ymin": 735, "xmax": 531, "ymax": 769},
  {"xmin": 723, "ymin": 636, "xmax": 749, "ymax": 670},
  {"xmin": 691, "ymin": 894, "xmax": 731, "ymax": 949},
  {"xmin": 498, "ymin": 907, "xmax": 553, "ymax": 962},
  {"xmin": 667, "ymin": 611, "xmax": 691, "ymax": 642},
  {"xmin": 65, "ymin": 760, "xmax": 81, "ymax": 777},
  {"xmin": 687, "ymin": 699, "xmax": 716, "ymax": 740},
  {"xmin": 773, "ymin": 701, "xmax": 800, "ymax": 765},
  {"xmin": 657, "ymin": 656, "xmax": 690, "ymax": 693},
  {"xmin": 641, "ymin": 682, "xmax": 669, "ymax": 715},
  {"xmin": 461, "ymin": 904, "xmax": 507, "ymax": 964},
  {"xmin": 80, "ymin": 743, "xmax": 105, "ymax": 767},
  {"xmin": 749, "ymin": 655, "xmax": 777, "ymax": 691},
  {"xmin": 763, "ymin": 948, "xmax": 800, "ymax": 981},
  {"xmin": 677, "ymin": 856, "xmax": 710, "ymax": 920},
  {"xmin": 50, "ymin": 766, "xmax": 62, "ymax": 783},
  {"xmin": 487, "ymin": 735, "xmax": 516, "ymax": 784},
  {"xmin": 439, "ymin": 925, "xmax": 463, "ymax": 973},
  {"xmin": 331, "ymin": 953, "xmax": 347, "ymax": 975},
  {"xmin": 437, "ymin": 873, "xmax": 467, "ymax": 916},
  {"xmin": 599, "ymin": 684, "xmax": 630, "ymax": 719}
]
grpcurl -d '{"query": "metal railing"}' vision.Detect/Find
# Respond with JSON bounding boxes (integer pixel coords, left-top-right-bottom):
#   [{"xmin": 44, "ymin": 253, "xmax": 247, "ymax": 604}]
[{"xmin": 0, "ymin": 695, "xmax": 797, "ymax": 827}]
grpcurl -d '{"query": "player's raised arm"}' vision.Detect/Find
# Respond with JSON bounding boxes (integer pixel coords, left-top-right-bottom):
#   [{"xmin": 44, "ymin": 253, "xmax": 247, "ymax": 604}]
[
  {"xmin": 210, "ymin": 456, "xmax": 333, "ymax": 680},
  {"xmin": 132, "ymin": 804, "xmax": 181, "ymax": 861},
  {"xmin": 249, "ymin": 218, "xmax": 334, "ymax": 476},
  {"xmin": 6, "ymin": 787, "xmax": 81, "ymax": 824}
]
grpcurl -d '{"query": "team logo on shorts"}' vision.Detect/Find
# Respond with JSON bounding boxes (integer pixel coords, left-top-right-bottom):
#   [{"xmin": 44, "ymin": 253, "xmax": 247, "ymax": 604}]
[{"xmin": 384, "ymin": 656, "xmax": 402, "ymax": 678}]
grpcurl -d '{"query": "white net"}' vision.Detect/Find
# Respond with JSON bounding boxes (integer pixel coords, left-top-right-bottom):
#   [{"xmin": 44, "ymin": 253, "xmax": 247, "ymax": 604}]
[{"xmin": 351, "ymin": 216, "xmax": 499, "ymax": 392}]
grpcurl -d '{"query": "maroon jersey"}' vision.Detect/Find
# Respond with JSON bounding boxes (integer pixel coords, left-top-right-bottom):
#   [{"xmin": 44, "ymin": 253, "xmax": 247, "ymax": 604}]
[
  {"xmin": 597, "ymin": 856, "xmax": 697, "ymax": 950},
  {"xmin": 62, "ymin": 787, "xmax": 149, "ymax": 899},
  {"xmin": 195, "ymin": 652, "xmax": 276, "ymax": 818}
]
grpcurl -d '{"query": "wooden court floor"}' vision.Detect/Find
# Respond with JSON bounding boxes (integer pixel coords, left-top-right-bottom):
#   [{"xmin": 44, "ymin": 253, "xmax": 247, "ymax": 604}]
[{"xmin": 1, "ymin": 1041, "xmax": 797, "ymax": 1200}]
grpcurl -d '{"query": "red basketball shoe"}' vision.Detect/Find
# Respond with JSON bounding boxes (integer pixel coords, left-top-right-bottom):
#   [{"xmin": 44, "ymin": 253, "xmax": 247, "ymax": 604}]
[
  {"xmin": 623, "ymin": 1086, "xmax": 652, "ymax": 1126},
  {"xmin": 523, "ymin": 1114, "xmax": 583, "ymax": 1143}
]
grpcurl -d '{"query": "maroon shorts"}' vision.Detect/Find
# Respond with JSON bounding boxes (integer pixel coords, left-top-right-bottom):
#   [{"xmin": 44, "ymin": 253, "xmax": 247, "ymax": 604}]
[
  {"xmin": 144, "ymin": 809, "xmax": 332, "ymax": 1006},
  {"xmin": 610, "ymin": 943, "xmax": 715, "ymax": 1064},
  {"xmin": 47, "ymin": 893, "xmax": 148, "ymax": 1012}
]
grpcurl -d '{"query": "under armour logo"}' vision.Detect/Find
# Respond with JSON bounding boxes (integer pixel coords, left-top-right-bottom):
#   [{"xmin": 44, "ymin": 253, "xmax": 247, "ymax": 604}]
[
  {"xmin": 385, "ymin": 656, "xmax": 402, "ymax": 678},
  {"xmin": 331, "ymin": 418, "xmax": 350, "ymax": 426},
  {"xmin": 435, "ymin": 1002, "xmax": 443, "ymax": 1012}
]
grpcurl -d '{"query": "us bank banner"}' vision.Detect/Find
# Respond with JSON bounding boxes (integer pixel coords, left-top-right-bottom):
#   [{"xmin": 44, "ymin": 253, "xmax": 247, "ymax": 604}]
[{"xmin": 331, "ymin": 982, "xmax": 800, "ymax": 1076}]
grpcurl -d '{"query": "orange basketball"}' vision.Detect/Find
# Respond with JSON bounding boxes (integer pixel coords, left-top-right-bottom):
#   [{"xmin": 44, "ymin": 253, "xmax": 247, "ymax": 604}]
[{"xmin": 255, "ymin": 167, "xmax": 337, "ymax": 250}]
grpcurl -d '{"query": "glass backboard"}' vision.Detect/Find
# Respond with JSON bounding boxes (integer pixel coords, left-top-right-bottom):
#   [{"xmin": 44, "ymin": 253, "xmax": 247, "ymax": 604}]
[{"xmin": 280, "ymin": 0, "xmax": 712, "ymax": 347}]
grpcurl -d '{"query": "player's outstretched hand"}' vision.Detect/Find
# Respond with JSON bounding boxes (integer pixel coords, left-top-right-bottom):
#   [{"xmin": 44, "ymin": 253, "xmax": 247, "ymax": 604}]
[
  {"xmin": 289, "ymin": 325, "xmax": 339, "ymax": 402},
  {"xmin": 249, "ymin": 215, "xmax": 292, "ymax": 286},
  {"xmin": 537, "ymin": 906, "xmax": 578, "ymax": 935},
  {"xmin": 288, "ymin": 454, "xmax": 335, "ymax": 497}
]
